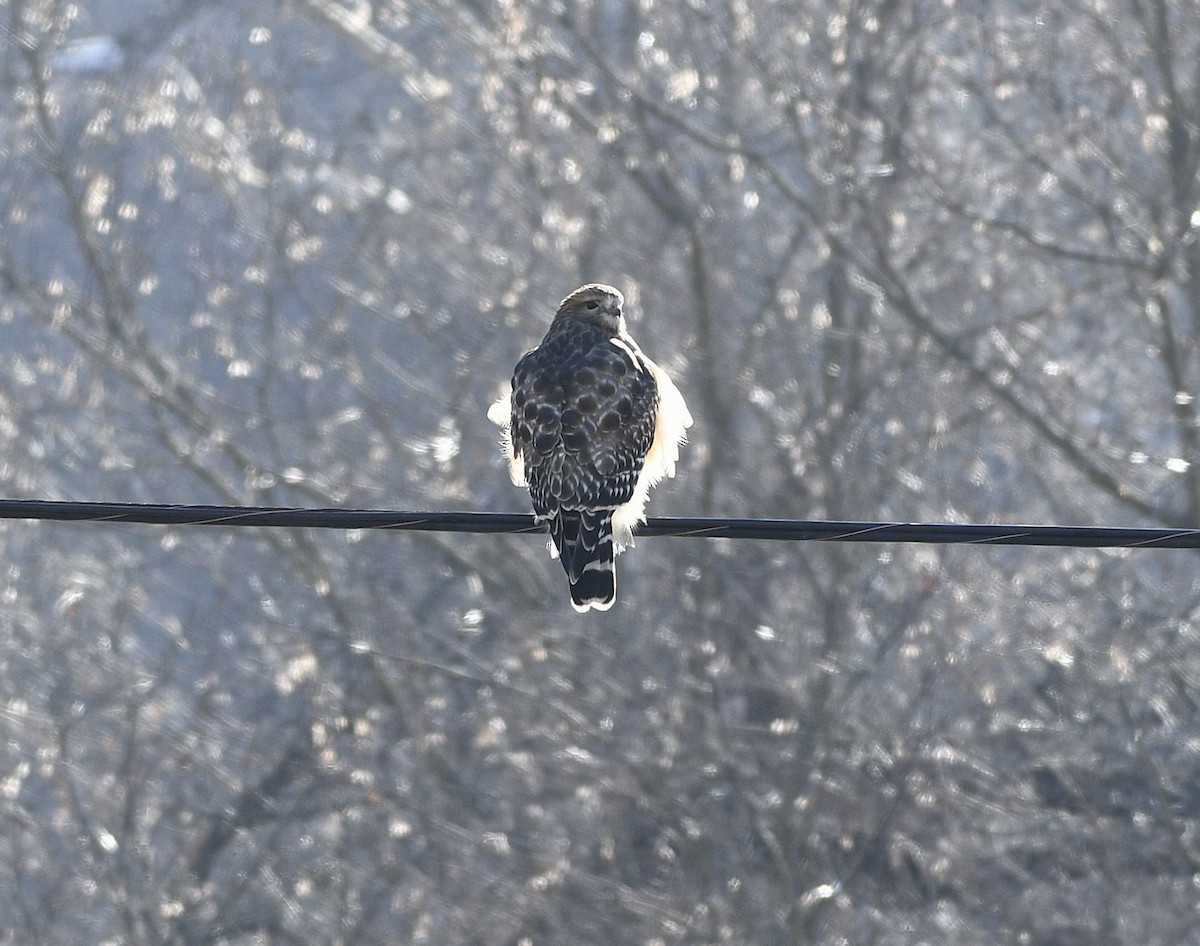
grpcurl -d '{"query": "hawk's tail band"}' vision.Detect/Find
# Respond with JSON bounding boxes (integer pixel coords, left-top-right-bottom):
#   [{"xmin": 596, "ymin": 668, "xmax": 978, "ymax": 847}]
[{"xmin": 550, "ymin": 510, "xmax": 616, "ymax": 612}]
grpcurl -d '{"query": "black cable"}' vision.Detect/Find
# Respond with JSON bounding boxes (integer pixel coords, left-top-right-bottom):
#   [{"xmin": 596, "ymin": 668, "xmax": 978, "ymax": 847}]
[{"xmin": 0, "ymin": 499, "xmax": 1197, "ymax": 548}]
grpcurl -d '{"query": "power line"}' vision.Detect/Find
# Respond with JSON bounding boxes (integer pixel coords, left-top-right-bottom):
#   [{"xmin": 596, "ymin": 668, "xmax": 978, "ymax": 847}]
[{"xmin": 0, "ymin": 499, "xmax": 1197, "ymax": 548}]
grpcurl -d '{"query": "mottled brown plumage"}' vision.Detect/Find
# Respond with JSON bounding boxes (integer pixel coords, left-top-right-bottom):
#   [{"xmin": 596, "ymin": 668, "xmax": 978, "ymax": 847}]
[{"xmin": 489, "ymin": 284, "xmax": 692, "ymax": 611}]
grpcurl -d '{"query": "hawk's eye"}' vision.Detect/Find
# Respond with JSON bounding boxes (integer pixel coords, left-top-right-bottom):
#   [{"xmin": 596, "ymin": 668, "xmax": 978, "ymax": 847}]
[{"xmin": 584, "ymin": 300, "xmax": 600, "ymax": 310}]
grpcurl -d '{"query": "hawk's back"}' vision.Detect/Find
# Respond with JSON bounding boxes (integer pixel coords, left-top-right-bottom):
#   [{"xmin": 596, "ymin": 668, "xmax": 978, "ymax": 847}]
[{"xmin": 510, "ymin": 317, "xmax": 659, "ymax": 518}]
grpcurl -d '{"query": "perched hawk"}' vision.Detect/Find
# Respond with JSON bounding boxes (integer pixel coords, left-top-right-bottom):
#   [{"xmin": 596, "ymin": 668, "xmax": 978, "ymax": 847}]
[{"xmin": 488, "ymin": 284, "xmax": 692, "ymax": 611}]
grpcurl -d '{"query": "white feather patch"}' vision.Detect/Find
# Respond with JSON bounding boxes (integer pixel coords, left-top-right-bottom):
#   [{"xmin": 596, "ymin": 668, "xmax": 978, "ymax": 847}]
[
  {"xmin": 576, "ymin": 595, "xmax": 615, "ymax": 613},
  {"xmin": 487, "ymin": 389, "xmax": 527, "ymax": 487},
  {"xmin": 611, "ymin": 355, "xmax": 692, "ymax": 552}
]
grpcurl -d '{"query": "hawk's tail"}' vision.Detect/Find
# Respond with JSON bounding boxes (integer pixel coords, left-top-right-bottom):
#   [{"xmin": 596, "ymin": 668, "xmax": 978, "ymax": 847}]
[{"xmin": 550, "ymin": 510, "xmax": 616, "ymax": 612}]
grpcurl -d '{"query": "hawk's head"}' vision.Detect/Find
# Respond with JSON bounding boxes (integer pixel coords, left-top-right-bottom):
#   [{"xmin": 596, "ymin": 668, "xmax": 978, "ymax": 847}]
[{"xmin": 556, "ymin": 283, "xmax": 625, "ymax": 332}]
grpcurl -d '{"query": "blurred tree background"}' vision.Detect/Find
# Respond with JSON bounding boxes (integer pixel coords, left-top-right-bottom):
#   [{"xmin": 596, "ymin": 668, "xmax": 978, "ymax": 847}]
[{"xmin": 1, "ymin": 0, "xmax": 1199, "ymax": 942}]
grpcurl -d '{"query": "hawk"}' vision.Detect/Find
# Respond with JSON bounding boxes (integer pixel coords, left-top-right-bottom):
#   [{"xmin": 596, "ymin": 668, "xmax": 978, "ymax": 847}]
[{"xmin": 488, "ymin": 284, "xmax": 692, "ymax": 611}]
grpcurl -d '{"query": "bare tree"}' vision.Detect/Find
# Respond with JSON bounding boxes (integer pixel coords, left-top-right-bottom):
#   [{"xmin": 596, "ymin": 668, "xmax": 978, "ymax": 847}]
[{"xmin": 1, "ymin": 0, "xmax": 1198, "ymax": 942}]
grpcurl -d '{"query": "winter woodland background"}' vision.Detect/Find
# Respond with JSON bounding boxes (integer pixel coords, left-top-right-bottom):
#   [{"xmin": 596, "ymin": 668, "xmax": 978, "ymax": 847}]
[{"xmin": 2, "ymin": 0, "xmax": 1200, "ymax": 942}]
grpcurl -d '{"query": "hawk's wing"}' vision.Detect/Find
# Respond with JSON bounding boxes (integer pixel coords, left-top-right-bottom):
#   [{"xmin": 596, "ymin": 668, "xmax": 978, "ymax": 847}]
[{"xmin": 510, "ymin": 323, "xmax": 658, "ymax": 521}]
